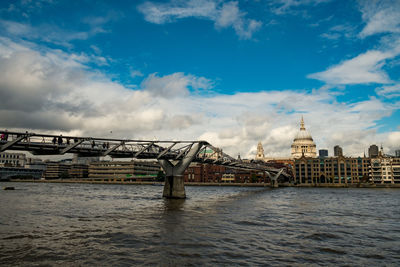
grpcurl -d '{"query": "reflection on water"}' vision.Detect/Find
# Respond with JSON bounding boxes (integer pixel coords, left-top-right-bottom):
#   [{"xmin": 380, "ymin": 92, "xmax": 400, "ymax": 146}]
[{"xmin": 1, "ymin": 182, "xmax": 400, "ymax": 266}]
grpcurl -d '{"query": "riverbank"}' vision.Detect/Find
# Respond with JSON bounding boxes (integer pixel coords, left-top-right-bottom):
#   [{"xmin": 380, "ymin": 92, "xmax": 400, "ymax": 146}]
[
  {"xmin": 7, "ymin": 179, "xmax": 272, "ymax": 187},
  {"xmin": 5, "ymin": 179, "xmax": 400, "ymax": 188}
]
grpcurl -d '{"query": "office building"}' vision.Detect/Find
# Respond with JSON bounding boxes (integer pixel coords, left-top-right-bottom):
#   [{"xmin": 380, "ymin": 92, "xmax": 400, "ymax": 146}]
[
  {"xmin": 319, "ymin": 149, "xmax": 328, "ymax": 158},
  {"xmin": 89, "ymin": 160, "xmax": 161, "ymax": 181},
  {"xmin": 334, "ymin": 145, "xmax": 343, "ymax": 157},
  {"xmin": 368, "ymin": 144, "xmax": 379, "ymax": 158}
]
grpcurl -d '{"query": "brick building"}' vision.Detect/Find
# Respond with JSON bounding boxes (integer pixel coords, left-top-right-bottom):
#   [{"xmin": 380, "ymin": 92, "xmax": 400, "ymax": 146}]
[{"xmin": 184, "ymin": 162, "xmax": 264, "ymax": 183}]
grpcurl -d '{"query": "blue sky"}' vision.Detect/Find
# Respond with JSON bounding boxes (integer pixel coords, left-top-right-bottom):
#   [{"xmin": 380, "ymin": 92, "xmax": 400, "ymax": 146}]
[{"xmin": 0, "ymin": 0, "xmax": 399, "ymax": 157}]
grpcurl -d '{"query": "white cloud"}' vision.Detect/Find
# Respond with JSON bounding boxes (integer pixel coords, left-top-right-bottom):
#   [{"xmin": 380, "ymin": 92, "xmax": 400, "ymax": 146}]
[
  {"xmin": 1, "ymin": 37, "xmax": 400, "ymax": 158},
  {"xmin": 130, "ymin": 70, "xmax": 144, "ymax": 78},
  {"xmin": 358, "ymin": 0, "xmax": 400, "ymax": 38},
  {"xmin": 320, "ymin": 24, "xmax": 357, "ymax": 40},
  {"xmin": 137, "ymin": 0, "xmax": 262, "ymax": 39},
  {"xmin": 308, "ymin": 50, "xmax": 393, "ymax": 85},
  {"xmin": 0, "ymin": 10, "xmax": 120, "ymax": 48},
  {"xmin": 376, "ymin": 84, "xmax": 400, "ymax": 98},
  {"xmin": 141, "ymin": 72, "xmax": 213, "ymax": 98},
  {"xmin": 270, "ymin": 0, "xmax": 331, "ymax": 15}
]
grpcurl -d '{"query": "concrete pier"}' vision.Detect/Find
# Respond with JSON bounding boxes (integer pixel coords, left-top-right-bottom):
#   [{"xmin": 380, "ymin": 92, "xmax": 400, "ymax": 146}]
[{"xmin": 162, "ymin": 175, "xmax": 186, "ymax": 198}]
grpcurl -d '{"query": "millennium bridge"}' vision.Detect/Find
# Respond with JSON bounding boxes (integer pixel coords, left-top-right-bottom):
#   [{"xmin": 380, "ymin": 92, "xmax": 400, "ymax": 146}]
[{"xmin": 0, "ymin": 130, "xmax": 288, "ymax": 198}]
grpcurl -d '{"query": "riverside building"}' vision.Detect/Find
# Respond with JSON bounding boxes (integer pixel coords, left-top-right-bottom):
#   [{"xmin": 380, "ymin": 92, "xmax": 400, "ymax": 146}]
[
  {"xmin": 88, "ymin": 160, "xmax": 161, "ymax": 181},
  {"xmin": 0, "ymin": 152, "xmax": 26, "ymax": 167},
  {"xmin": 294, "ymin": 156, "xmax": 370, "ymax": 184},
  {"xmin": 370, "ymin": 156, "xmax": 400, "ymax": 184}
]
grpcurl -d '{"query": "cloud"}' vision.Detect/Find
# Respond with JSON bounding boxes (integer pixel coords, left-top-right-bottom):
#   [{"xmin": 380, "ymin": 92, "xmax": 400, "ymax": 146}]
[
  {"xmin": 0, "ymin": 9, "xmax": 121, "ymax": 48},
  {"xmin": 308, "ymin": 50, "xmax": 393, "ymax": 85},
  {"xmin": 141, "ymin": 72, "xmax": 213, "ymax": 98},
  {"xmin": 270, "ymin": 0, "xmax": 331, "ymax": 15},
  {"xmin": 130, "ymin": 70, "xmax": 144, "ymax": 78},
  {"xmin": 0, "ymin": 20, "xmax": 89, "ymax": 47},
  {"xmin": 137, "ymin": 0, "xmax": 262, "ymax": 39},
  {"xmin": 358, "ymin": 0, "xmax": 400, "ymax": 38},
  {"xmin": 1, "ymin": 37, "xmax": 399, "ymax": 158},
  {"xmin": 376, "ymin": 84, "xmax": 400, "ymax": 98},
  {"xmin": 320, "ymin": 24, "xmax": 357, "ymax": 40}
]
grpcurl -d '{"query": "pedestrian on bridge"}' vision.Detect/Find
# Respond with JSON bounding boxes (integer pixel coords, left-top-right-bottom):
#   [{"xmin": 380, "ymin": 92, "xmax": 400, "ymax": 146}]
[
  {"xmin": 52, "ymin": 137, "xmax": 57, "ymax": 145},
  {"xmin": 58, "ymin": 135, "xmax": 63, "ymax": 145}
]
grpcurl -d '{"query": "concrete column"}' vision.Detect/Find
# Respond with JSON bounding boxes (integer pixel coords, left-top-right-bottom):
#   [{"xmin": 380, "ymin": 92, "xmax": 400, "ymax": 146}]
[
  {"xmin": 163, "ymin": 174, "xmax": 186, "ymax": 198},
  {"xmin": 158, "ymin": 143, "xmax": 203, "ymax": 199}
]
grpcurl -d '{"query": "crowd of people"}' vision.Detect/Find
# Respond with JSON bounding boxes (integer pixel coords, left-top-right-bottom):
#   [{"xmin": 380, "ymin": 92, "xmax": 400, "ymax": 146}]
[
  {"xmin": 51, "ymin": 135, "xmax": 110, "ymax": 149},
  {"xmin": 1, "ymin": 130, "xmax": 112, "ymax": 150}
]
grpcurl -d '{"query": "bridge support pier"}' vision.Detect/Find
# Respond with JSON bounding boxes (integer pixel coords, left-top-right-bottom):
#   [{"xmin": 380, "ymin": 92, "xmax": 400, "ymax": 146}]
[
  {"xmin": 158, "ymin": 143, "xmax": 202, "ymax": 199},
  {"xmin": 267, "ymin": 169, "xmax": 284, "ymax": 188}
]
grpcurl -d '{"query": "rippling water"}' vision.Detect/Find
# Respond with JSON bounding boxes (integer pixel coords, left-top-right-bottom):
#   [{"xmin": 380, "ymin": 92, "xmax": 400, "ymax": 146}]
[{"xmin": 1, "ymin": 182, "xmax": 400, "ymax": 266}]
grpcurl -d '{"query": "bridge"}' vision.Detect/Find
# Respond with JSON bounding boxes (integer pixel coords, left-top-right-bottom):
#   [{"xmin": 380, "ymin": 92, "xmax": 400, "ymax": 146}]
[{"xmin": 0, "ymin": 130, "xmax": 288, "ymax": 198}]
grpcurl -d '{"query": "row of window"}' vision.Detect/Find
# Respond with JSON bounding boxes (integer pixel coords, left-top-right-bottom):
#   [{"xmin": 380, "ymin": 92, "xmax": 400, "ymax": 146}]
[{"xmin": 0, "ymin": 154, "xmax": 23, "ymax": 159}]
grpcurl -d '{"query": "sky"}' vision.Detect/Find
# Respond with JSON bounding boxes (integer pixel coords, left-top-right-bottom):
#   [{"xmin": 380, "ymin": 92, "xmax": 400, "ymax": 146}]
[{"xmin": 0, "ymin": 0, "xmax": 399, "ymax": 158}]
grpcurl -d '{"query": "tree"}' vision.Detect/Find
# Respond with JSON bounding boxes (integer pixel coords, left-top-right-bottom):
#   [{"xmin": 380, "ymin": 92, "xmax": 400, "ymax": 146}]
[{"xmin": 156, "ymin": 171, "xmax": 165, "ymax": 182}]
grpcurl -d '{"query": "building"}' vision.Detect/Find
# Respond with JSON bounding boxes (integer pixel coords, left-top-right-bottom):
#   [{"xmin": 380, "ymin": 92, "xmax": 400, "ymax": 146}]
[
  {"xmin": 334, "ymin": 145, "xmax": 343, "ymax": 157},
  {"xmin": 319, "ymin": 149, "xmax": 328, "ymax": 158},
  {"xmin": 369, "ymin": 145, "xmax": 379, "ymax": 158},
  {"xmin": 73, "ymin": 154, "xmax": 100, "ymax": 165},
  {"xmin": 89, "ymin": 160, "xmax": 161, "ymax": 181},
  {"xmin": 0, "ymin": 152, "xmax": 26, "ymax": 167},
  {"xmin": 221, "ymin": 173, "xmax": 235, "ymax": 183},
  {"xmin": 43, "ymin": 162, "xmax": 71, "ymax": 179},
  {"xmin": 294, "ymin": 156, "xmax": 370, "ymax": 185},
  {"xmin": 184, "ymin": 162, "xmax": 262, "ymax": 183},
  {"xmin": 184, "ymin": 162, "xmax": 226, "ymax": 183},
  {"xmin": 370, "ymin": 157, "xmax": 400, "ymax": 184},
  {"xmin": 0, "ymin": 167, "xmax": 43, "ymax": 180},
  {"xmin": 197, "ymin": 148, "xmax": 223, "ymax": 161},
  {"xmin": 396, "ymin": 150, "xmax": 400, "ymax": 157},
  {"xmin": 255, "ymin": 142, "xmax": 265, "ymax": 160},
  {"xmin": 69, "ymin": 164, "xmax": 89, "ymax": 178},
  {"xmin": 291, "ymin": 117, "xmax": 317, "ymax": 158}
]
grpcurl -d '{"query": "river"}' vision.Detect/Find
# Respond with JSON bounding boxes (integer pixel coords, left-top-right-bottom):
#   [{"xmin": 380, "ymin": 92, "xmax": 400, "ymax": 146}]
[{"xmin": 1, "ymin": 182, "xmax": 399, "ymax": 266}]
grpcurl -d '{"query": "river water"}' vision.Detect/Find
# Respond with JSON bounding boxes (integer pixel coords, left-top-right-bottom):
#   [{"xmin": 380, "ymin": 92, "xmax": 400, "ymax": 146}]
[{"xmin": 0, "ymin": 182, "xmax": 399, "ymax": 266}]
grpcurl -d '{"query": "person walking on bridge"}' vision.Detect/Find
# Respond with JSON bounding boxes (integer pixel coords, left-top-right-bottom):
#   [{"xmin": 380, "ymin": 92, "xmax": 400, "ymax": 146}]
[{"xmin": 58, "ymin": 135, "xmax": 63, "ymax": 145}]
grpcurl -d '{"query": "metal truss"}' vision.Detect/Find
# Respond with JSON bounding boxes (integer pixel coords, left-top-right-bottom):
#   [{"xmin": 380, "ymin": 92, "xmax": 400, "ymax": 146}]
[{"xmin": 0, "ymin": 130, "xmax": 288, "ymax": 175}]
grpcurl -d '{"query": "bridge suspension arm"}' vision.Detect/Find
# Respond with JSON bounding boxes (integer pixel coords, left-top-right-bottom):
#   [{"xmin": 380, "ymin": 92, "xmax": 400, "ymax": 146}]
[
  {"xmin": 0, "ymin": 134, "xmax": 29, "ymax": 152},
  {"xmin": 134, "ymin": 142, "xmax": 155, "ymax": 158},
  {"xmin": 61, "ymin": 139, "xmax": 85, "ymax": 154},
  {"xmin": 157, "ymin": 142, "xmax": 177, "ymax": 159},
  {"xmin": 102, "ymin": 142, "xmax": 123, "ymax": 156},
  {"xmin": 175, "ymin": 144, "xmax": 193, "ymax": 160}
]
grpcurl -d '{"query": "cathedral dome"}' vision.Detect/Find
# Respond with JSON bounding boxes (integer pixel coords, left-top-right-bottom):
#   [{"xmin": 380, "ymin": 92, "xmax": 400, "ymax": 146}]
[
  {"xmin": 291, "ymin": 117, "xmax": 317, "ymax": 158},
  {"xmin": 294, "ymin": 129, "xmax": 313, "ymax": 141}
]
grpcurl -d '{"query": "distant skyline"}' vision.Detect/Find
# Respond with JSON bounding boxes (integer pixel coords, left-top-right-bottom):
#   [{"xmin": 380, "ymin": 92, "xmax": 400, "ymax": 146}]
[{"xmin": 0, "ymin": 0, "xmax": 399, "ymax": 158}]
